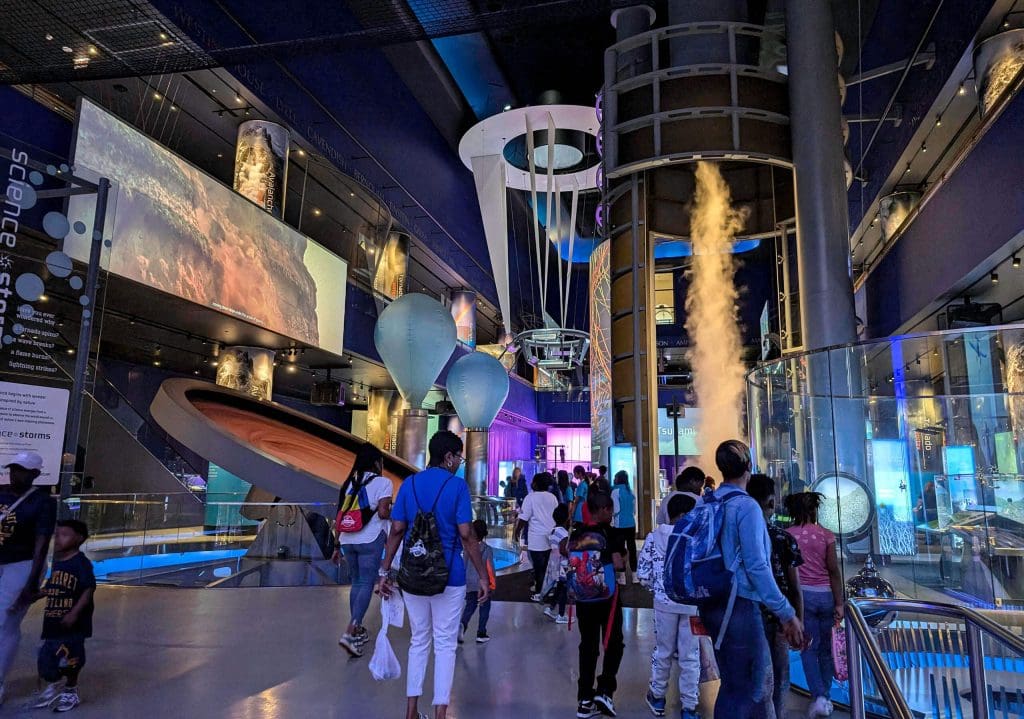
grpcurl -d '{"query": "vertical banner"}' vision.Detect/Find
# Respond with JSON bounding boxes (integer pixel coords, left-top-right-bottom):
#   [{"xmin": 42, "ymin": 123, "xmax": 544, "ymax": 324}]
[
  {"xmin": 373, "ymin": 232, "xmax": 409, "ymax": 300},
  {"xmin": 0, "ymin": 381, "xmax": 69, "ymax": 486},
  {"xmin": 234, "ymin": 120, "xmax": 290, "ymax": 218},
  {"xmin": 450, "ymin": 290, "xmax": 477, "ymax": 348},
  {"xmin": 367, "ymin": 390, "xmax": 403, "ymax": 454},
  {"xmin": 590, "ymin": 241, "xmax": 613, "ymax": 464}
]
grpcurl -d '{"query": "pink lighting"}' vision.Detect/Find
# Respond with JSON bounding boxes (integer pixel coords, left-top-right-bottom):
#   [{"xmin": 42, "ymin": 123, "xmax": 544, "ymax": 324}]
[{"xmin": 545, "ymin": 427, "xmax": 592, "ymax": 466}]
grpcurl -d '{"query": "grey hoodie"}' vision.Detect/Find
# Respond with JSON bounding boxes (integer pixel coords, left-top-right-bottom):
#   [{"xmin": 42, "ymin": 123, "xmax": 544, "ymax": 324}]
[{"xmin": 637, "ymin": 523, "xmax": 698, "ymax": 616}]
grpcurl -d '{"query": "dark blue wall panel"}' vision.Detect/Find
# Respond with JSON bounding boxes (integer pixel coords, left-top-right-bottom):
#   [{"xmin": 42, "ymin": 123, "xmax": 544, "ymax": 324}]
[{"xmin": 865, "ymin": 88, "xmax": 1024, "ymax": 336}]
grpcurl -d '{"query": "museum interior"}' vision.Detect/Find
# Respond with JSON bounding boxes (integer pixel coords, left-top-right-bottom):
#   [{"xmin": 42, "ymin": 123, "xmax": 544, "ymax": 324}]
[{"xmin": 1, "ymin": 0, "xmax": 1024, "ymax": 717}]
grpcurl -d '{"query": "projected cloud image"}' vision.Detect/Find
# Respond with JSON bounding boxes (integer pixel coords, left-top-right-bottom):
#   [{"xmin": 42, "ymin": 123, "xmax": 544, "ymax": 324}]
[{"xmin": 66, "ymin": 100, "xmax": 346, "ymax": 355}]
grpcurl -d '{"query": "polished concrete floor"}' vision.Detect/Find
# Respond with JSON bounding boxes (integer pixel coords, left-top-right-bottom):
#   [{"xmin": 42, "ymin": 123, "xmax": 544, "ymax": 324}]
[{"xmin": 3, "ymin": 586, "xmax": 820, "ymax": 718}]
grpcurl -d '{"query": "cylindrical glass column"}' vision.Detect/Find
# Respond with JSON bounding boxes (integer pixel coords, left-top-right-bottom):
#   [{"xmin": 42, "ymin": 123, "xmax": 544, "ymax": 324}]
[
  {"xmin": 233, "ymin": 120, "xmax": 290, "ymax": 218},
  {"xmin": 398, "ymin": 408, "xmax": 429, "ymax": 470}
]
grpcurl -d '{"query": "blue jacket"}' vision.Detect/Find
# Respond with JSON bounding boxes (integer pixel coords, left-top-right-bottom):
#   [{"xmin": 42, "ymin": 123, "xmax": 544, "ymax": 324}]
[{"xmin": 716, "ymin": 484, "xmax": 795, "ymax": 622}]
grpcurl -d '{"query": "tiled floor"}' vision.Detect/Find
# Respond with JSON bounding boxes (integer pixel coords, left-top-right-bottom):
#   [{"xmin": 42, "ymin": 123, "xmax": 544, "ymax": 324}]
[{"xmin": 2, "ymin": 586, "xmax": 820, "ymax": 718}]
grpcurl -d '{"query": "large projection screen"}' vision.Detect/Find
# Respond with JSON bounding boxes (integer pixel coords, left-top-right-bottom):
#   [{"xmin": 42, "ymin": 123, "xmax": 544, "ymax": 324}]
[{"xmin": 66, "ymin": 99, "xmax": 346, "ymax": 355}]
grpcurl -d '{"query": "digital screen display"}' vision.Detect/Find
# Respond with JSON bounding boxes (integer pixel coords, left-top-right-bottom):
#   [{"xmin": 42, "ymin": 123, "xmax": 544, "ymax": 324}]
[
  {"xmin": 870, "ymin": 439, "xmax": 916, "ymax": 556},
  {"xmin": 943, "ymin": 445, "xmax": 979, "ymax": 507},
  {"xmin": 656, "ymin": 407, "xmax": 701, "ymax": 456},
  {"xmin": 66, "ymin": 99, "xmax": 347, "ymax": 355},
  {"xmin": 995, "ymin": 431, "xmax": 1018, "ymax": 475},
  {"xmin": 943, "ymin": 446, "xmax": 975, "ymax": 476}
]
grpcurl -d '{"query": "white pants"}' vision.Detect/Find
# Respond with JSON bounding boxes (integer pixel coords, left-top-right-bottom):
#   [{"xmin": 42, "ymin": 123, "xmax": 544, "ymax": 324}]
[
  {"xmin": 0, "ymin": 560, "xmax": 33, "ymax": 682},
  {"xmin": 404, "ymin": 584, "xmax": 464, "ymax": 706},
  {"xmin": 650, "ymin": 609, "xmax": 701, "ymax": 710}
]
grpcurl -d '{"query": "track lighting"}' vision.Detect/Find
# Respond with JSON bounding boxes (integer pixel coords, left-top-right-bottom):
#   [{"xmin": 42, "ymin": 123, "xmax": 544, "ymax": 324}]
[
  {"xmin": 1014, "ymin": 255, "xmax": 1020, "ymax": 268},
  {"xmin": 991, "ymin": 271, "xmax": 999, "ymax": 284}
]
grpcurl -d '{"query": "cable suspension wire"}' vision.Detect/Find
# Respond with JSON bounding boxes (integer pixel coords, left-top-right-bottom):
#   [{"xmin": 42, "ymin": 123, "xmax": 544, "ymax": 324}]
[
  {"xmin": 525, "ymin": 115, "xmax": 546, "ymax": 327},
  {"xmin": 563, "ymin": 182, "xmax": 579, "ymax": 329},
  {"xmin": 542, "ymin": 114, "xmax": 556, "ymax": 320},
  {"xmin": 555, "ymin": 172, "xmax": 565, "ymax": 328}
]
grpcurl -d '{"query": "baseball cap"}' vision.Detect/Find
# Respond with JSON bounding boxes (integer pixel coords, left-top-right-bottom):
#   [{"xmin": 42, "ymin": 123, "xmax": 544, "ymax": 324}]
[{"xmin": 4, "ymin": 451, "xmax": 43, "ymax": 471}]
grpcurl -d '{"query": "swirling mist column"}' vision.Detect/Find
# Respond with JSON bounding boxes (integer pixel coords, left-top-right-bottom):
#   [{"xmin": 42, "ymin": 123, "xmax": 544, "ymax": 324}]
[{"xmin": 589, "ymin": 241, "xmax": 613, "ymax": 465}]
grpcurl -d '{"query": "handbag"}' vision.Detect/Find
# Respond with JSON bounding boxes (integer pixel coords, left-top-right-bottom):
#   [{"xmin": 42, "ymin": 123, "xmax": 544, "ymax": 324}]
[{"xmin": 832, "ymin": 620, "xmax": 849, "ymax": 681}]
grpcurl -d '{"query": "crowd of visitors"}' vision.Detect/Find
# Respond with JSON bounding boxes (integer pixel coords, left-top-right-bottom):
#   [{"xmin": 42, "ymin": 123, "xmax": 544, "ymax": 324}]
[{"xmin": 336, "ymin": 433, "xmax": 846, "ymax": 719}]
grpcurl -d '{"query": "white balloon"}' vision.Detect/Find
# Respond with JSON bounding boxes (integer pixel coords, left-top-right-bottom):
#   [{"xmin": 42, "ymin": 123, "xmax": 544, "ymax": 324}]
[{"xmin": 374, "ymin": 293, "xmax": 457, "ymax": 408}]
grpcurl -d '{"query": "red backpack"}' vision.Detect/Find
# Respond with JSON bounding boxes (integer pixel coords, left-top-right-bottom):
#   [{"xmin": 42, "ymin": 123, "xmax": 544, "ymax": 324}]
[{"xmin": 336, "ymin": 474, "xmax": 377, "ymax": 533}]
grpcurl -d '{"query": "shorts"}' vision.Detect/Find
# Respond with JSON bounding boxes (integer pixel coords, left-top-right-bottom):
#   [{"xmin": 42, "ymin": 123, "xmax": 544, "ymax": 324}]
[{"xmin": 38, "ymin": 637, "xmax": 87, "ymax": 682}]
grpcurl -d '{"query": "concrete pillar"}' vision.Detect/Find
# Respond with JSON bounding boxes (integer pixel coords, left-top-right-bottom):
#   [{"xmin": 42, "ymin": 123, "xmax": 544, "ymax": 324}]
[
  {"xmin": 398, "ymin": 408, "xmax": 428, "ymax": 470},
  {"xmin": 786, "ymin": 0, "xmax": 865, "ymax": 490},
  {"xmin": 464, "ymin": 428, "xmax": 489, "ymax": 497},
  {"xmin": 233, "ymin": 120, "xmax": 290, "ymax": 218},
  {"xmin": 785, "ymin": 0, "xmax": 857, "ymax": 349},
  {"xmin": 216, "ymin": 347, "xmax": 275, "ymax": 400}
]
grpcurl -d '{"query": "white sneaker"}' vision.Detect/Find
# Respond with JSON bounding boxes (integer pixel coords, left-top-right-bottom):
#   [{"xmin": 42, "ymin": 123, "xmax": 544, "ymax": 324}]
[
  {"xmin": 53, "ymin": 689, "xmax": 80, "ymax": 713},
  {"xmin": 808, "ymin": 696, "xmax": 831, "ymax": 718},
  {"xmin": 825, "ymin": 700, "xmax": 835, "ymax": 715},
  {"xmin": 555, "ymin": 614, "xmax": 569, "ymax": 624},
  {"xmin": 28, "ymin": 681, "xmax": 64, "ymax": 709},
  {"xmin": 530, "ymin": 593, "xmax": 543, "ymax": 602},
  {"xmin": 543, "ymin": 607, "xmax": 557, "ymax": 620}
]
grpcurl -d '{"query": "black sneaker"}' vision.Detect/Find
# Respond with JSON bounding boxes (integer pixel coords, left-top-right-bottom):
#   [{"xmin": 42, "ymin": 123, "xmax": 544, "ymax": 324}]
[
  {"xmin": 476, "ymin": 631, "xmax": 491, "ymax": 644},
  {"xmin": 577, "ymin": 701, "xmax": 601, "ymax": 718},
  {"xmin": 593, "ymin": 694, "xmax": 617, "ymax": 717}
]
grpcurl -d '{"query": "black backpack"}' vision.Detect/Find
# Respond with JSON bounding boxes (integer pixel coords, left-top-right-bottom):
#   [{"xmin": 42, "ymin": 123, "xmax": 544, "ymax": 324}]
[{"xmin": 398, "ymin": 474, "xmax": 454, "ymax": 596}]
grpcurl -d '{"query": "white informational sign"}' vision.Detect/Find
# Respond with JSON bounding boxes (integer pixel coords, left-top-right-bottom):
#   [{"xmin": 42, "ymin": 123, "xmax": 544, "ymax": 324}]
[{"xmin": 0, "ymin": 381, "xmax": 69, "ymax": 485}]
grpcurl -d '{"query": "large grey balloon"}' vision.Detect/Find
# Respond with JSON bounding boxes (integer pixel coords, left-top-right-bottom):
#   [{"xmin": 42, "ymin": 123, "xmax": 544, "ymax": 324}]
[{"xmin": 374, "ymin": 293, "xmax": 457, "ymax": 409}]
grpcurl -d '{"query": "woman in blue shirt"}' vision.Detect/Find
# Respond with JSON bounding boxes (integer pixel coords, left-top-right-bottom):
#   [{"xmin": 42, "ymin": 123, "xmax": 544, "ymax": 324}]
[
  {"xmin": 378, "ymin": 431, "xmax": 489, "ymax": 719},
  {"xmin": 611, "ymin": 470, "xmax": 638, "ymax": 584}
]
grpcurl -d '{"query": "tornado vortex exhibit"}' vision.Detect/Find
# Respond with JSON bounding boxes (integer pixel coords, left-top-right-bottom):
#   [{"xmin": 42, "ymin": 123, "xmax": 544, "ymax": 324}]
[{"xmin": 685, "ymin": 162, "xmax": 748, "ymax": 462}]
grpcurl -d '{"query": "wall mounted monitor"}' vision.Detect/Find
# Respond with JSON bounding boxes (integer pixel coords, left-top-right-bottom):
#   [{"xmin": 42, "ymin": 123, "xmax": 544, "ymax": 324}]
[{"xmin": 65, "ymin": 98, "xmax": 346, "ymax": 356}]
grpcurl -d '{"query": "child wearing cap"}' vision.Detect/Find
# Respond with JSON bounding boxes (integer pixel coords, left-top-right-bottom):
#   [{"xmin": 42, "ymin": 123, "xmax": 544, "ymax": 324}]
[
  {"xmin": 29, "ymin": 519, "xmax": 95, "ymax": 713},
  {"xmin": 0, "ymin": 451, "xmax": 57, "ymax": 707}
]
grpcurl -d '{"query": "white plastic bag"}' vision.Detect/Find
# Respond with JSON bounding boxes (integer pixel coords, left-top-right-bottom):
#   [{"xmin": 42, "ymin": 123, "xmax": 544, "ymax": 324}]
[
  {"xmin": 384, "ymin": 594, "xmax": 405, "ymax": 629},
  {"xmin": 368, "ymin": 625, "xmax": 401, "ymax": 681}
]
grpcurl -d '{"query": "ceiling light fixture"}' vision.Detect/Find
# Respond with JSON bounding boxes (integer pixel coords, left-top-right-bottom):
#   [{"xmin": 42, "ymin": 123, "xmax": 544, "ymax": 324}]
[
  {"xmin": 313, "ymin": 208, "xmax": 322, "ymax": 216},
  {"xmin": 1014, "ymin": 255, "xmax": 1021, "ymax": 268},
  {"xmin": 297, "ymin": 148, "xmax": 305, "ymax": 156},
  {"xmin": 921, "ymin": 144, "xmax": 927, "ymax": 153},
  {"xmin": 160, "ymin": 32, "xmax": 169, "ymax": 40},
  {"xmin": 61, "ymin": 46, "xmax": 72, "ymax": 53},
  {"xmin": 39, "ymin": 294, "xmax": 48, "ymax": 302},
  {"xmin": 936, "ymin": 115, "xmax": 942, "ymax": 127},
  {"xmin": 235, "ymin": 94, "xmax": 243, "ymax": 104},
  {"xmin": 154, "ymin": 92, "xmax": 162, "ymax": 100},
  {"xmin": 66, "ymin": 348, "xmax": 75, "ymax": 355},
  {"xmin": 88, "ymin": 46, "xmax": 97, "ymax": 55},
  {"xmin": 991, "ymin": 271, "xmax": 1000, "ymax": 284},
  {"xmin": 503, "ymin": 103, "xmax": 512, "ymax": 111},
  {"xmin": 45, "ymin": 33, "xmax": 54, "ymax": 41},
  {"xmin": 958, "ymin": 83, "xmax": 967, "ymax": 96}
]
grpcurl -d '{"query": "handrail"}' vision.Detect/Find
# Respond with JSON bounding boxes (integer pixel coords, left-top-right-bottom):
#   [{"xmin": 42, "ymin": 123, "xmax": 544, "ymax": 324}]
[
  {"xmin": 845, "ymin": 600, "xmax": 915, "ymax": 719},
  {"xmin": 846, "ymin": 598, "xmax": 1024, "ymax": 719}
]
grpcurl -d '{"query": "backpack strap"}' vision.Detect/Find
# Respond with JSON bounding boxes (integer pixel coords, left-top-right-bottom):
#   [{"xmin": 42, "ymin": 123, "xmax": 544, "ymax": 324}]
[{"xmin": 712, "ymin": 488, "xmax": 747, "ymax": 651}]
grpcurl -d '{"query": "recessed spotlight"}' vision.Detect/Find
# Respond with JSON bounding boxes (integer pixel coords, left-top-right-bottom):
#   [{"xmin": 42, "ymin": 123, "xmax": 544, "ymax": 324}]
[
  {"xmin": 39, "ymin": 294, "xmax": 48, "ymax": 302},
  {"xmin": 936, "ymin": 115, "xmax": 942, "ymax": 127},
  {"xmin": 160, "ymin": 32, "xmax": 168, "ymax": 40},
  {"xmin": 904, "ymin": 164, "xmax": 911, "ymax": 174},
  {"xmin": 287, "ymin": 364, "xmax": 297, "ymax": 373},
  {"xmin": 66, "ymin": 348, "xmax": 75, "ymax": 355},
  {"xmin": 503, "ymin": 103, "xmax": 512, "ymax": 111},
  {"xmin": 153, "ymin": 360, "xmax": 162, "ymax": 367},
  {"xmin": 1014, "ymin": 255, "xmax": 1021, "ymax": 268},
  {"xmin": 921, "ymin": 144, "xmax": 927, "ymax": 153},
  {"xmin": 170, "ymin": 104, "xmax": 178, "ymax": 112},
  {"xmin": 991, "ymin": 271, "xmax": 999, "ymax": 284},
  {"xmin": 193, "ymin": 369, "xmax": 200, "ymax": 375},
  {"xmin": 217, "ymin": 153, "xmax": 223, "ymax": 158},
  {"xmin": 349, "ymin": 191, "xmax": 355, "ymax": 197},
  {"xmin": 45, "ymin": 33, "xmax": 54, "ymax": 41},
  {"xmin": 313, "ymin": 208, "xmax": 322, "ymax": 216},
  {"xmin": 235, "ymin": 94, "xmax": 243, "ymax": 104},
  {"xmin": 61, "ymin": 46, "xmax": 73, "ymax": 53},
  {"xmin": 211, "ymin": 88, "xmax": 217, "ymax": 93},
  {"xmin": 210, "ymin": 360, "xmax": 219, "ymax": 367},
  {"xmin": 88, "ymin": 46, "xmax": 97, "ymax": 55},
  {"xmin": 154, "ymin": 92, "xmax": 162, "ymax": 100},
  {"xmin": 958, "ymin": 83, "xmax": 966, "ymax": 96},
  {"xmin": 297, "ymin": 148, "xmax": 305, "ymax": 157}
]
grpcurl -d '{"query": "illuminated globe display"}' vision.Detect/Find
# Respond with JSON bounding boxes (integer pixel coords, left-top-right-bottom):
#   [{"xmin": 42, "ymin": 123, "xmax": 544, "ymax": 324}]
[{"xmin": 812, "ymin": 474, "xmax": 873, "ymax": 538}]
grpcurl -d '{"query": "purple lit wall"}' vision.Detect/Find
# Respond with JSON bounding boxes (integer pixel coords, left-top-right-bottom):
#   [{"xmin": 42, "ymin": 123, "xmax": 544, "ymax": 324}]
[
  {"xmin": 487, "ymin": 422, "xmax": 535, "ymax": 494},
  {"xmin": 545, "ymin": 427, "xmax": 592, "ymax": 466}
]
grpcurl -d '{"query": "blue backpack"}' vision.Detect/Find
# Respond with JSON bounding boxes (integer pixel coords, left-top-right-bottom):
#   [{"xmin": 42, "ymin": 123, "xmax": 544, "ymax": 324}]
[
  {"xmin": 566, "ymin": 529, "xmax": 617, "ymax": 603},
  {"xmin": 664, "ymin": 489, "xmax": 744, "ymax": 646}
]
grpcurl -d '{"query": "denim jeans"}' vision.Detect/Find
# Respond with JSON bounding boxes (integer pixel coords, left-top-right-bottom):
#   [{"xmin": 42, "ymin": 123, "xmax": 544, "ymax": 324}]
[
  {"xmin": 800, "ymin": 588, "xmax": 836, "ymax": 699},
  {"xmin": 341, "ymin": 531, "xmax": 386, "ymax": 626},
  {"xmin": 0, "ymin": 560, "xmax": 33, "ymax": 681},
  {"xmin": 701, "ymin": 597, "xmax": 775, "ymax": 719},
  {"xmin": 461, "ymin": 591, "xmax": 491, "ymax": 634},
  {"xmin": 764, "ymin": 618, "xmax": 790, "ymax": 719}
]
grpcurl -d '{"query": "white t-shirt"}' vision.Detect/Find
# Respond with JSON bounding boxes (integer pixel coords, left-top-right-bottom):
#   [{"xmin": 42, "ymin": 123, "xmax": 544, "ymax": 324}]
[
  {"xmin": 337, "ymin": 473, "xmax": 393, "ymax": 546},
  {"xmin": 549, "ymin": 526, "xmax": 569, "ymax": 552},
  {"xmin": 519, "ymin": 490, "xmax": 559, "ymax": 551}
]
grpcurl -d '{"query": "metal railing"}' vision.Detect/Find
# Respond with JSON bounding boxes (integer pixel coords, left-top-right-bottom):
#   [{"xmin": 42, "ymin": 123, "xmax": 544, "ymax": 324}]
[{"xmin": 846, "ymin": 598, "xmax": 1024, "ymax": 719}]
